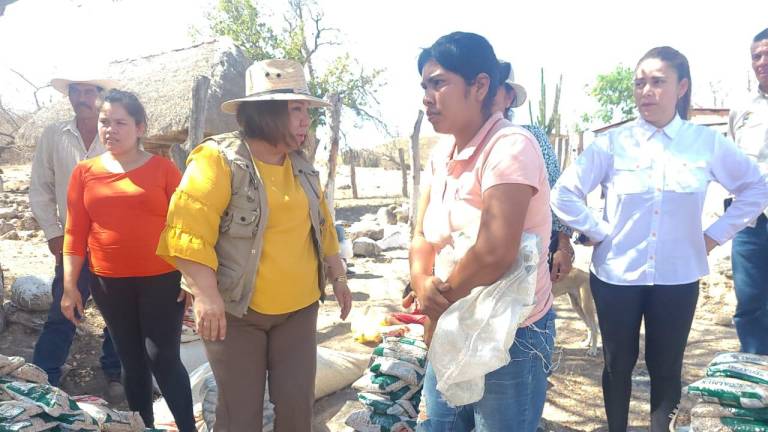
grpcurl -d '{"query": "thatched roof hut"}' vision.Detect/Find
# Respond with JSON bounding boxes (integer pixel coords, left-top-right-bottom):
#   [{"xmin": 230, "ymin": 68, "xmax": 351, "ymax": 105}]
[{"xmin": 17, "ymin": 39, "xmax": 249, "ymax": 156}]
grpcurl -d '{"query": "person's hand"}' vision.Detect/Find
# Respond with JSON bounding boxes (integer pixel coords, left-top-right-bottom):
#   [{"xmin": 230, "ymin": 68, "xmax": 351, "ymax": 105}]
[
  {"xmin": 193, "ymin": 291, "xmax": 227, "ymax": 341},
  {"xmin": 550, "ymin": 249, "xmax": 573, "ymax": 283},
  {"xmin": 704, "ymin": 234, "xmax": 718, "ymax": 255},
  {"xmin": 332, "ymin": 280, "xmax": 352, "ymax": 320},
  {"xmin": 402, "ymin": 291, "xmax": 416, "ymax": 310},
  {"xmin": 411, "ymin": 274, "xmax": 451, "ymax": 320},
  {"xmin": 60, "ymin": 287, "xmax": 83, "ymax": 326},
  {"xmin": 48, "ymin": 236, "xmax": 64, "ymax": 264},
  {"xmin": 177, "ymin": 289, "xmax": 193, "ymax": 309}
]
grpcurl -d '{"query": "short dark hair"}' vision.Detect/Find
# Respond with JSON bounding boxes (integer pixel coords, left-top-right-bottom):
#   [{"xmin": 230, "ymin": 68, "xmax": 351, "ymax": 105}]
[
  {"xmin": 103, "ymin": 89, "xmax": 147, "ymax": 128},
  {"xmin": 753, "ymin": 27, "xmax": 768, "ymax": 43},
  {"xmin": 637, "ymin": 46, "xmax": 692, "ymax": 120},
  {"xmin": 236, "ymin": 100, "xmax": 292, "ymax": 146},
  {"xmin": 417, "ymin": 31, "xmax": 501, "ymax": 113}
]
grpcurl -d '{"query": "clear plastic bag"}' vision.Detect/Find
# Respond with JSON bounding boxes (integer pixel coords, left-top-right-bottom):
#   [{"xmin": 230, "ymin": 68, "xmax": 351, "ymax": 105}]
[{"xmin": 429, "ymin": 231, "xmax": 540, "ymax": 406}]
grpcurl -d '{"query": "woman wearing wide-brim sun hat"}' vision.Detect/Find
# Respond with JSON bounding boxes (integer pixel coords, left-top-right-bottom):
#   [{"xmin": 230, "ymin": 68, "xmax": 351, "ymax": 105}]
[{"xmin": 156, "ymin": 58, "xmax": 352, "ymax": 432}]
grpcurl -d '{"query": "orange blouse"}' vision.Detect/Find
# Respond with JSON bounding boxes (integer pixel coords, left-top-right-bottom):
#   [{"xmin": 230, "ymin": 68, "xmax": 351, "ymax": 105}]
[{"xmin": 64, "ymin": 155, "xmax": 181, "ymax": 277}]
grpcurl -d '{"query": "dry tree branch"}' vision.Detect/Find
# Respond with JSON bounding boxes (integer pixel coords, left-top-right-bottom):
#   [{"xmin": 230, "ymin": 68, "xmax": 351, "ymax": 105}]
[{"xmin": 10, "ymin": 68, "xmax": 44, "ymax": 109}]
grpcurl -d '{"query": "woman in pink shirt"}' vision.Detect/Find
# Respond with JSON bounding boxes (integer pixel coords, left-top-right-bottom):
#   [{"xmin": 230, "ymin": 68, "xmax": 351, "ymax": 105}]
[{"xmin": 410, "ymin": 32, "xmax": 554, "ymax": 432}]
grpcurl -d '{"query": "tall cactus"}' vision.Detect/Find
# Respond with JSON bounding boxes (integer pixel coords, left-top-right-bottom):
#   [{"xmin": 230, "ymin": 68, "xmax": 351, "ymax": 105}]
[{"xmin": 528, "ymin": 68, "xmax": 562, "ymax": 137}]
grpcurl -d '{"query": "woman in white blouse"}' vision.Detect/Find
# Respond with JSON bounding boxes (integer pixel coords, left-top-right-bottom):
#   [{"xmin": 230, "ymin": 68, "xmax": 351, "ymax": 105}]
[{"xmin": 551, "ymin": 46, "xmax": 768, "ymax": 432}]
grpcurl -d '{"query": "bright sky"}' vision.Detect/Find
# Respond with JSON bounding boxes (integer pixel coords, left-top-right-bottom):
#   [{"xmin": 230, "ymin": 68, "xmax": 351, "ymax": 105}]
[{"xmin": 0, "ymin": 0, "xmax": 765, "ymax": 145}]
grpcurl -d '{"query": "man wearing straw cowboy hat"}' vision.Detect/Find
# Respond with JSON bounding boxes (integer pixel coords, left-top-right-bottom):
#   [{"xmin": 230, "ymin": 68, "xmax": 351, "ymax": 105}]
[
  {"xmin": 157, "ymin": 58, "xmax": 352, "ymax": 431},
  {"xmin": 29, "ymin": 75, "xmax": 123, "ymax": 398}
]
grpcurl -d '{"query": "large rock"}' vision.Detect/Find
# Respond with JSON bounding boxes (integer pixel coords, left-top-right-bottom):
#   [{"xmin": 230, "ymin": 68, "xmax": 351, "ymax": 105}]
[
  {"xmin": 2, "ymin": 301, "xmax": 47, "ymax": 331},
  {"xmin": 17, "ymin": 214, "xmax": 39, "ymax": 231},
  {"xmin": 10, "ymin": 275, "xmax": 53, "ymax": 312},
  {"xmin": 0, "ymin": 221, "xmax": 14, "ymax": 236},
  {"xmin": 377, "ymin": 227, "xmax": 410, "ymax": 251},
  {"xmin": 360, "ymin": 213, "xmax": 377, "ymax": 223},
  {"xmin": 0, "ymin": 230, "xmax": 19, "ymax": 240},
  {"xmin": 353, "ymin": 237, "xmax": 382, "ymax": 257},
  {"xmin": 0, "ymin": 207, "xmax": 18, "ymax": 220},
  {"xmin": 376, "ymin": 206, "xmax": 397, "ymax": 226},
  {"xmin": 348, "ymin": 220, "xmax": 384, "ymax": 241}
]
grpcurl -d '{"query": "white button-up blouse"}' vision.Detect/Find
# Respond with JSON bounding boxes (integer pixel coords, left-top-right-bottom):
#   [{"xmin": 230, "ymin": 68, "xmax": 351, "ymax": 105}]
[{"xmin": 551, "ymin": 115, "xmax": 768, "ymax": 286}]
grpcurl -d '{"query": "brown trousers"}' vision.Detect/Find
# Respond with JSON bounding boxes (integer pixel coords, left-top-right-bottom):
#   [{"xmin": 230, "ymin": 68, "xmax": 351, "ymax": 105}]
[{"xmin": 203, "ymin": 301, "xmax": 318, "ymax": 432}]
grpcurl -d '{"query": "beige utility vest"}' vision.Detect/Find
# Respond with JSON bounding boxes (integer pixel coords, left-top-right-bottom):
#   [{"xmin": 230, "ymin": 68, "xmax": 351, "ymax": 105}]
[{"xmin": 205, "ymin": 132, "xmax": 327, "ymax": 317}]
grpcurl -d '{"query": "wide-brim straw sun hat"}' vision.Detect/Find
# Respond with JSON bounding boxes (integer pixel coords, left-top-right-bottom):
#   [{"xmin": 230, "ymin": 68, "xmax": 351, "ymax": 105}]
[
  {"xmin": 498, "ymin": 62, "xmax": 528, "ymax": 108},
  {"xmin": 51, "ymin": 78, "xmax": 120, "ymax": 95},
  {"xmin": 221, "ymin": 59, "xmax": 330, "ymax": 114}
]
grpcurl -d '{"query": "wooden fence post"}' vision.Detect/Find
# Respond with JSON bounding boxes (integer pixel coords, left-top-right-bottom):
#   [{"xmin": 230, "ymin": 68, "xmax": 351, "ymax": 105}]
[
  {"xmin": 350, "ymin": 150, "xmax": 359, "ymax": 199},
  {"xmin": 399, "ymin": 148, "xmax": 408, "ymax": 198},
  {"xmin": 409, "ymin": 110, "xmax": 424, "ymax": 232},
  {"xmin": 171, "ymin": 75, "xmax": 210, "ymax": 171}
]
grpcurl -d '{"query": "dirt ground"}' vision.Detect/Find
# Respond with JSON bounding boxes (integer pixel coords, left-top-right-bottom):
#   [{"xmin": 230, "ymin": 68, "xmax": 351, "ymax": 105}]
[{"xmin": 0, "ymin": 163, "xmax": 743, "ymax": 431}]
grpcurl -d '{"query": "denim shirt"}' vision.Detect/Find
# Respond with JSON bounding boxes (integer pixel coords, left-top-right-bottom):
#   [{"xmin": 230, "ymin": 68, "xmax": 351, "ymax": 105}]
[{"xmin": 522, "ymin": 125, "xmax": 572, "ymax": 237}]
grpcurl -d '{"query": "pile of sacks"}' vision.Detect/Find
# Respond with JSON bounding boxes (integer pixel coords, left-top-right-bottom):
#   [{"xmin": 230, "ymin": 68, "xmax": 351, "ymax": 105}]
[
  {"xmin": 685, "ymin": 352, "xmax": 768, "ymax": 431},
  {"xmin": 0, "ymin": 354, "xmax": 145, "ymax": 431},
  {"xmin": 346, "ymin": 337, "xmax": 427, "ymax": 432}
]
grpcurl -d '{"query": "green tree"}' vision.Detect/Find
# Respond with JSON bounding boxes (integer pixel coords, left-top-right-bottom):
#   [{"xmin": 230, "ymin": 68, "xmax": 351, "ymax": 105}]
[
  {"xmin": 583, "ymin": 64, "xmax": 636, "ymax": 126},
  {"xmin": 207, "ymin": 0, "xmax": 277, "ymax": 61},
  {"xmin": 204, "ymin": 0, "xmax": 387, "ymax": 160}
]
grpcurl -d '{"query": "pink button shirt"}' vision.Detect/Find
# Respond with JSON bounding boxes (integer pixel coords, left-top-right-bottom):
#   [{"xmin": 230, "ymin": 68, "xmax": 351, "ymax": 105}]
[{"xmin": 423, "ymin": 113, "xmax": 553, "ymax": 327}]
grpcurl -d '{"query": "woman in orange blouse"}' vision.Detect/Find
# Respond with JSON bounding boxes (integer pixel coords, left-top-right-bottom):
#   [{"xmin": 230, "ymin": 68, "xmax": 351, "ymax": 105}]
[{"xmin": 60, "ymin": 89, "xmax": 194, "ymax": 431}]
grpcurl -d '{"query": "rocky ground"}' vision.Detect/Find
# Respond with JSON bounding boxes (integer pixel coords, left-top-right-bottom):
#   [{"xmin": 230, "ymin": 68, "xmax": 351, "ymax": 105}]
[{"xmin": 0, "ymin": 163, "xmax": 743, "ymax": 431}]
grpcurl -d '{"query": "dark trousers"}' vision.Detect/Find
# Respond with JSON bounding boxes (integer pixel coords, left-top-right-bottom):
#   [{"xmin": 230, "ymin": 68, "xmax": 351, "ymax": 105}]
[
  {"xmin": 91, "ymin": 271, "xmax": 194, "ymax": 432},
  {"xmin": 590, "ymin": 273, "xmax": 699, "ymax": 432},
  {"xmin": 33, "ymin": 258, "xmax": 121, "ymax": 386}
]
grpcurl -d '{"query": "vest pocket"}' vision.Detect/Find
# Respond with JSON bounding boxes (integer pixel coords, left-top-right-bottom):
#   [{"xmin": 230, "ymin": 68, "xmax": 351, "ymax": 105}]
[{"xmin": 220, "ymin": 207, "xmax": 260, "ymax": 238}]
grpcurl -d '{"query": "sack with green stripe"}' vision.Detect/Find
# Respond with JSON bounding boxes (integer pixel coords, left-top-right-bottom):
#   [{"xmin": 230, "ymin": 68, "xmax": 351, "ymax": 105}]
[
  {"xmin": 687, "ymin": 377, "xmax": 768, "ymax": 409},
  {"xmin": 691, "ymin": 415, "xmax": 768, "ymax": 431},
  {"xmin": 353, "ymin": 372, "xmax": 409, "ymax": 394},
  {"xmin": 371, "ymin": 347, "xmax": 425, "ymax": 369},
  {"xmin": 710, "ymin": 353, "xmax": 768, "ymax": 369},
  {"xmin": 78, "ymin": 402, "xmax": 146, "ymax": 431},
  {"xmin": 0, "ymin": 380, "xmax": 80, "ymax": 418},
  {"xmin": 387, "ymin": 386, "xmax": 422, "ymax": 405},
  {"xmin": 369, "ymin": 357, "xmax": 425, "ymax": 387},
  {"xmin": 693, "ymin": 402, "xmax": 768, "ymax": 421},
  {"xmin": 708, "ymin": 363, "xmax": 768, "ymax": 386},
  {"xmin": 357, "ymin": 392, "xmax": 418, "ymax": 418},
  {"xmin": 344, "ymin": 409, "xmax": 416, "ymax": 432}
]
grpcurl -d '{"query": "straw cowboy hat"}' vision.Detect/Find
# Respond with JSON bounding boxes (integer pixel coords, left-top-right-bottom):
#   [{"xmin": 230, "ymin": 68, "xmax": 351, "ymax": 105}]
[
  {"xmin": 51, "ymin": 78, "xmax": 120, "ymax": 95},
  {"xmin": 499, "ymin": 61, "xmax": 528, "ymax": 108},
  {"xmin": 221, "ymin": 59, "xmax": 330, "ymax": 114}
]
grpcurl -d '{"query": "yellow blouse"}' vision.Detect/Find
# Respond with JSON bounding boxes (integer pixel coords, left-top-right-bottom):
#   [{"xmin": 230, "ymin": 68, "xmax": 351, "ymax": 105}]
[{"xmin": 156, "ymin": 142, "xmax": 339, "ymax": 314}]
